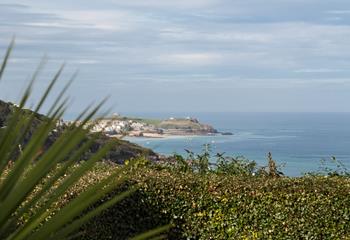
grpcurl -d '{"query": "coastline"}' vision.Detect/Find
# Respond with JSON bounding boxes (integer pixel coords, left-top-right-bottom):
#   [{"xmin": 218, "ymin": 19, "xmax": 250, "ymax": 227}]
[
  {"xmin": 89, "ymin": 115, "xmax": 230, "ymax": 139},
  {"xmin": 113, "ymin": 132, "xmax": 220, "ymax": 139}
]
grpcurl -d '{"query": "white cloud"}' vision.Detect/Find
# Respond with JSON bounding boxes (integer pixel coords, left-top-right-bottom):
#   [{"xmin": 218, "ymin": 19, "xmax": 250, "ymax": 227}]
[
  {"xmin": 154, "ymin": 53, "xmax": 223, "ymax": 66},
  {"xmin": 73, "ymin": 59, "xmax": 99, "ymax": 64},
  {"xmin": 112, "ymin": 73, "xmax": 350, "ymax": 89},
  {"xmin": 52, "ymin": 10, "xmax": 140, "ymax": 31},
  {"xmin": 159, "ymin": 27, "xmax": 272, "ymax": 43},
  {"xmin": 24, "ymin": 22, "xmax": 86, "ymax": 29},
  {"xmin": 109, "ymin": 0, "xmax": 218, "ymax": 9},
  {"xmin": 294, "ymin": 68, "xmax": 345, "ymax": 73},
  {"xmin": 327, "ymin": 10, "xmax": 350, "ymax": 15}
]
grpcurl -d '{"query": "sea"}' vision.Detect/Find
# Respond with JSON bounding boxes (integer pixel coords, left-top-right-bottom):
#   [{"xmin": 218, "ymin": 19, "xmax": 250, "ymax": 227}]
[{"xmin": 121, "ymin": 112, "xmax": 350, "ymax": 177}]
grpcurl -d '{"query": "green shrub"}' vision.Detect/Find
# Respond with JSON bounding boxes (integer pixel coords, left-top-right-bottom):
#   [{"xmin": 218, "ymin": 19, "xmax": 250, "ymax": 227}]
[
  {"xmin": 64, "ymin": 163, "xmax": 350, "ymax": 239},
  {"xmin": 167, "ymin": 146, "xmax": 283, "ymax": 178},
  {"xmin": 216, "ymin": 154, "xmax": 257, "ymax": 176}
]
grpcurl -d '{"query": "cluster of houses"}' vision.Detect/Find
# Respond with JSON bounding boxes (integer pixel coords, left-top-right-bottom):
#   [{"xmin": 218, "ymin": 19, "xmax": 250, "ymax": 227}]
[{"xmin": 90, "ymin": 118, "xmax": 162, "ymax": 137}]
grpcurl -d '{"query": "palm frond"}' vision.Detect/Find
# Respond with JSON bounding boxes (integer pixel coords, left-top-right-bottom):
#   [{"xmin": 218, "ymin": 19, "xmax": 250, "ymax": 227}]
[{"xmin": 0, "ymin": 40, "xmax": 168, "ymax": 240}]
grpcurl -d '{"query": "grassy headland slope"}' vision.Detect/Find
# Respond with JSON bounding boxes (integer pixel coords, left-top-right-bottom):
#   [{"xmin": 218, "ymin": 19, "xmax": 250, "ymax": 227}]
[
  {"xmin": 158, "ymin": 118, "xmax": 217, "ymax": 134},
  {"xmin": 110, "ymin": 116, "xmax": 162, "ymax": 125}
]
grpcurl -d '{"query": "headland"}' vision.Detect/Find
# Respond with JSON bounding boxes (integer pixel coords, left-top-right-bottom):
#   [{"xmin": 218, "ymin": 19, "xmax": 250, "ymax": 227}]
[{"xmin": 88, "ymin": 114, "xmax": 232, "ymax": 138}]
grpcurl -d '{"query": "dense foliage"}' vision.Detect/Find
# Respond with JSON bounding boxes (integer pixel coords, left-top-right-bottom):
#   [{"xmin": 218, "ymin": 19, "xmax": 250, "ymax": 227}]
[{"xmin": 60, "ymin": 162, "xmax": 350, "ymax": 239}]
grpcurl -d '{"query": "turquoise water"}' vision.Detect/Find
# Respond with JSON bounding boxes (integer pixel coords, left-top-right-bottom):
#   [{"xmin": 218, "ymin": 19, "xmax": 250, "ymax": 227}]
[{"xmin": 124, "ymin": 112, "xmax": 350, "ymax": 176}]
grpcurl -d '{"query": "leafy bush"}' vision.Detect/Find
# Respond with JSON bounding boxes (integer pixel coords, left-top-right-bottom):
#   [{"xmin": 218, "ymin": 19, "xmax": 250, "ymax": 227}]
[
  {"xmin": 62, "ymin": 163, "xmax": 350, "ymax": 239},
  {"xmin": 166, "ymin": 145, "xmax": 282, "ymax": 177},
  {"xmin": 215, "ymin": 154, "xmax": 257, "ymax": 176}
]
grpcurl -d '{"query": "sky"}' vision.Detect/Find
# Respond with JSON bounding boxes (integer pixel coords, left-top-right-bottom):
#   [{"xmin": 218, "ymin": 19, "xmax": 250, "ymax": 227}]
[{"xmin": 1, "ymin": 0, "xmax": 350, "ymax": 115}]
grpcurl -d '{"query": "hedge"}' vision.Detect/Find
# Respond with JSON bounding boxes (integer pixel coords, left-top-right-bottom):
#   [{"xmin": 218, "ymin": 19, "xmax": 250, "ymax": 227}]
[{"xmin": 54, "ymin": 163, "xmax": 350, "ymax": 239}]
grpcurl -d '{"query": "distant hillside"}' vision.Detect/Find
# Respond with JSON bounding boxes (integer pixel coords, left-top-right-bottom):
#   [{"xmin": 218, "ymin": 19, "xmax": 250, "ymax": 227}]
[
  {"xmin": 158, "ymin": 118, "xmax": 217, "ymax": 134},
  {"xmin": 0, "ymin": 100, "xmax": 158, "ymax": 164}
]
